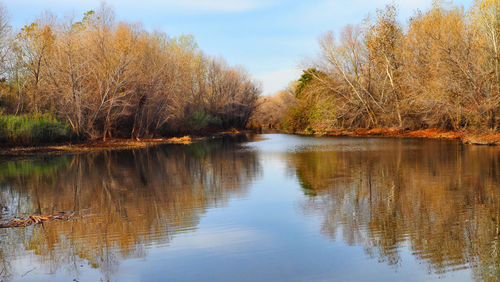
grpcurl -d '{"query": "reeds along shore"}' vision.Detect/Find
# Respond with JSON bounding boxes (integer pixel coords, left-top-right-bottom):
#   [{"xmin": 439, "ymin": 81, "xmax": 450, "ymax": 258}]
[
  {"xmin": 251, "ymin": 1, "xmax": 500, "ymax": 140},
  {"xmin": 0, "ymin": 3, "xmax": 260, "ymax": 145}
]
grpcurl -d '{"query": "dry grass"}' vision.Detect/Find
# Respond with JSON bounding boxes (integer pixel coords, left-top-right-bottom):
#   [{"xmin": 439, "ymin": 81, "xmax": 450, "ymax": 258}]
[
  {"xmin": 399, "ymin": 129, "xmax": 463, "ymax": 140},
  {"xmin": 164, "ymin": 136, "xmax": 192, "ymax": 145},
  {"xmin": 218, "ymin": 128, "xmax": 241, "ymax": 135},
  {"xmin": 326, "ymin": 128, "xmax": 457, "ymax": 139},
  {"xmin": 463, "ymin": 134, "xmax": 500, "ymax": 145}
]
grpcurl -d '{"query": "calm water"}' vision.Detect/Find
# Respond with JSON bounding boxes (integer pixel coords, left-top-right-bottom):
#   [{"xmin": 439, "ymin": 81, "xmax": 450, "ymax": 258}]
[{"xmin": 1, "ymin": 134, "xmax": 500, "ymax": 281}]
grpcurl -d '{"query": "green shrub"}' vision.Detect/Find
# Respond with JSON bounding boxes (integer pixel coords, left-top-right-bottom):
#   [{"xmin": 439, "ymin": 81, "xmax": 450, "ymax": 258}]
[
  {"xmin": 281, "ymin": 104, "xmax": 311, "ymax": 132},
  {"xmin": 0, "ymin": 114, "xmax": 73, "ymax": 146},
  {"xmin": 185, "ymin": 111, "xmax": 222, "ymax": 131}
]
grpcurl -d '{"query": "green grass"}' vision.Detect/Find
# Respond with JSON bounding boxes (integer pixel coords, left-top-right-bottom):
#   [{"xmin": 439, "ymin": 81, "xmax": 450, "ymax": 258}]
[{"xmin": 0, "ymin": 114, "xmax": 73, "ymax": 146}]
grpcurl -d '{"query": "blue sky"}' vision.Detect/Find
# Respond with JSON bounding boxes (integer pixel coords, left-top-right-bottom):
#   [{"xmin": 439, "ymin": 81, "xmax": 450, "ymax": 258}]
[{"xmin": 4, "ymin": 0, "xmax": 473, "ymax": 95}]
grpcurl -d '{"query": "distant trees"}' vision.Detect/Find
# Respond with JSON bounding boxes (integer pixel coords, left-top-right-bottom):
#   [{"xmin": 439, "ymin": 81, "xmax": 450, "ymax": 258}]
[
  {"xmin": 0, "ymin": 4, "xmax": 260, "ymax": 140},
  {"xmin": 276, "ymin": 1, "xmax": 500, "ymax": 134},
  {"xmin": 249, "ymin": 82, "xmax": 297, "ymax": 128}
]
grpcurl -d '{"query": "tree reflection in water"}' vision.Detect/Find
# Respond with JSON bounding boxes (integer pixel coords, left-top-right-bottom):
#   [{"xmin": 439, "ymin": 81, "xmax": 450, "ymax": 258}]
[
  {"xmin": 0, "ymin": 136, "xmax": 261, "ymax": 281},
  {"xmin": 289, "ymin": 139, "xmax": 500, "ymax": 281},
  {"xmin": 2, "ymin": 135, "xmax": 500, "ymax": 281}
]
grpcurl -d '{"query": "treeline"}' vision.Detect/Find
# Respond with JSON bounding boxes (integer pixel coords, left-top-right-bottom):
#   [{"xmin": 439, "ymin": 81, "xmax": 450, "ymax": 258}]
[
  {"xmin": 249, "ymin": 82, "xmax": 297, "ymax": 128},
  {"xmin": 0, "ymin": 3, "xmax": 259, "ymax": 141},
  {"xmin": 254, "ymin": 0, "xmax": 499, "ymax": 134}
]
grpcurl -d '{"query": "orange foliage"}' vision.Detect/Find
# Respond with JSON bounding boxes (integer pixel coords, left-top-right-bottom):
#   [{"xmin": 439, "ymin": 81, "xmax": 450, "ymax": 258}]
[{"xmin": 326, "ymin": 128, "xmax": 463, "ymax": 140}]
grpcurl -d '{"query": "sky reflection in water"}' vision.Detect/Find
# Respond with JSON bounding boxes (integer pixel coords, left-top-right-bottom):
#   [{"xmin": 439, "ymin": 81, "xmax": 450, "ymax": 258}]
[{"xmin": 0, "ymin": 134, "xmax": 499, "ymax": 281}]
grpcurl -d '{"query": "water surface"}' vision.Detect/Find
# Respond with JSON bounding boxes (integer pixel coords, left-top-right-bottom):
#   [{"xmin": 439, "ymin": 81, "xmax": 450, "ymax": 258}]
[{"xmin": 1, "ymin": 134, "xmax": 500, "ymax": 281}]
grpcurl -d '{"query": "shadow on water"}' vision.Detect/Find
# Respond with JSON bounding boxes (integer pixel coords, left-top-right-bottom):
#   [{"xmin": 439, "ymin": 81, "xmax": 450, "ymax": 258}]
[
  {"xmin": 287, "ymin": 138, "xmax": 500, "ymax": 281},
  {"xmin": 0, "ymin": 135, "xmax": 261, "ymax": 281}
]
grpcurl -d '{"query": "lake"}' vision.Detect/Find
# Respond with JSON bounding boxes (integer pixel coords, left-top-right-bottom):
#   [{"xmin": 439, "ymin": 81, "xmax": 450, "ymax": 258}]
[{"xmin": 1, "ymin": 134, "xmax": 500, "ymax": 281}]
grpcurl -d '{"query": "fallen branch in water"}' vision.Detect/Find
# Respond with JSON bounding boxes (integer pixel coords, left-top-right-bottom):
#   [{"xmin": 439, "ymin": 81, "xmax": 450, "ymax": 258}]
[
  {"xmin": 21, "ymin": 267, "xmax": 36, "ymax": 278},
  {"xmin": 0, "ymin": 212, "xmax": 74, "ymax": 228}
]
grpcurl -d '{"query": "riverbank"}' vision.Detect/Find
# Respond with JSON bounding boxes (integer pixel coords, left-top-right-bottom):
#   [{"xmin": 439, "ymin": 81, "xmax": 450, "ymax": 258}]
[
  {"xmin": 0, "ymin": 130, "xmax": 247, "ymax": 157},
  {"xmin": 3, "ymin": 127, "xmax": 499, "ymax": 157},
  {"xmin": 312, "ymin": 128, "xmax": 500, "ymax": 145},
  {"xmin": 0, "ymin": 136, "xmax": 192, "ymax": 156}
]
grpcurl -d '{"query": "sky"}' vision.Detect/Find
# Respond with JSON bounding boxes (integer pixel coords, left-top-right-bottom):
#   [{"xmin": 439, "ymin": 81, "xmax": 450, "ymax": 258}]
[{"xmin": 3, "ymin": 0, "xmax": 473, "ymax": 96}]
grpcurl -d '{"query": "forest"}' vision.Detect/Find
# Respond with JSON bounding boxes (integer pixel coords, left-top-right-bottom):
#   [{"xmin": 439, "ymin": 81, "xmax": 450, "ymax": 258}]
[
  {"xmin": 252, "ymin": 0, "xmax": 499, "ymax": 137},
  {"xmin": 0, "ymin": 3, "xmax": 260, "ymax": 145},
  {"xmin": 0, "ymin": 0, "xmax": 498, "ymax": 146}
]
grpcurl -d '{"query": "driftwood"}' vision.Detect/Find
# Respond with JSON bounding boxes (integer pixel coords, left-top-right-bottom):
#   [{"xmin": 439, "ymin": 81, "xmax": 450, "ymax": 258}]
[{"xmin": 0, "ymin": 212, "xmax": 74, "ymax": 228}]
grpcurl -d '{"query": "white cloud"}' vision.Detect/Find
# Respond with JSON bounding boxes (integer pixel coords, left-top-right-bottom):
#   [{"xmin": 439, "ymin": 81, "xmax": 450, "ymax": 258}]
[{"xmin": 255, "ymin": 68, "xmax": 302, "ymax": 96}]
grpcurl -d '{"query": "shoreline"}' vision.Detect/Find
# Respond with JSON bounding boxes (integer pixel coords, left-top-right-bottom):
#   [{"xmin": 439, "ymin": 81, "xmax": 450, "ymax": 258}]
[
  {"xmin": 304, "ymin": 128, "xmax": 500, "ymax": 146},
  {"xmin": 1, "ymin": 128, "xmax": 499, "ymax": 157},
  {"xmin": 0, "ymin": 137, "xmax": 193, "ymax": 157},
  {"xmin": 0, "ymin": 130, "xmax": 246, "ymax": 157}
]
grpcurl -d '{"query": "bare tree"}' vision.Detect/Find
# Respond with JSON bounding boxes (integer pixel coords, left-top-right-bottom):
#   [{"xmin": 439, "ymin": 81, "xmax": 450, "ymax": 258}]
[
  {"xmin": 278, "ymin": 1, "xmax": 499, "ymax": 134},
  {"xmin": 0, "ymin": 2, "xmax": 9, "ymax": 78},
  {"xmin": 0, "ymin": 4, "xmax": 261, "ymax": 138}
]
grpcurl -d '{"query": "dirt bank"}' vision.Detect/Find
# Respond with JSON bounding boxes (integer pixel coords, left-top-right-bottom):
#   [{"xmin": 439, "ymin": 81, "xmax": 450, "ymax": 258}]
[
  {"xmin": 0, "ymin": 136, "xmax": 193, "ymax": 156},
  {"xmin": 318, "ymin": 128, "xmax": 500, "ymax": 145}
]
